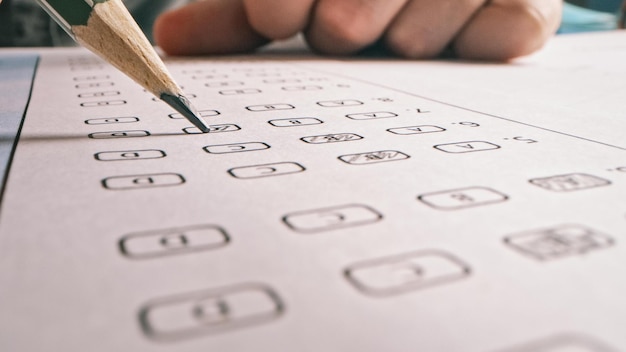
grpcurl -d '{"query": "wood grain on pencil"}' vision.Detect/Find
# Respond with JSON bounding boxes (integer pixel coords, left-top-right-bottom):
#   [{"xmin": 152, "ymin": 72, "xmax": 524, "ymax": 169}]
[{"xmin": 72, "ymin": 0, "xmax": 182, "ymax": 98}]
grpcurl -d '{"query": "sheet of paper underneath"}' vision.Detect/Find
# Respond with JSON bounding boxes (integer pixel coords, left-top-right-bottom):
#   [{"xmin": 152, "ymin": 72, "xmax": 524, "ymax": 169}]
[{"xmin": 0, "ymin": 32, "xmax": 625, "ymax": 352}]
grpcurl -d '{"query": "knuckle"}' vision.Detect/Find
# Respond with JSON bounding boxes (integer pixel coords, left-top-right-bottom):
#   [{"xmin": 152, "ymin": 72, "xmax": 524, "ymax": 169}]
[
  {"xmin": 247, "ymin": 16, "xmax": 297, "ymax": 40},
  {"xmin": 311, "ymin": 2, "xmax": 379, "ymax": 52},
  {"xmin": 526, "ymin": 0, "xmax": 563, "ymax": 33},
  {"xmin": 497, "ymin": 4, "xmax": 560, "ymax": 59},
  {"xmin": 499, "ymin": 1, "xmax": 561, "ymax": 59},
  {"xmin": 245, "ymin": 17, "xmax": 284, "ymax": 40},
  {"xmin": 455, "ymin": 1, "xmax": 562, "ymax": 61},
  {"xmin": 243, "ymin": 1, "xmax": 300, "ymax": 39},
  {"xmin": 384, "ymin": 28, "xmax": 438, "ymax": 59}
]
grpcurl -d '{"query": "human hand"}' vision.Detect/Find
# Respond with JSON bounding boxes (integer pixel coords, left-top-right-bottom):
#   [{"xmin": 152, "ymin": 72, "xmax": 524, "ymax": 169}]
[{"xmin": 154, "ymin": 0, "xmax": 562, "ymax": 61}]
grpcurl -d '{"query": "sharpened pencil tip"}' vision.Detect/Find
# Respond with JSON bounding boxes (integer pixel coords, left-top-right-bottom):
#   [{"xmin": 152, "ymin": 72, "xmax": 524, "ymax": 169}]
[{"xmin": 160, "ymin": 93, "xmax": 211, "ymax": 133}]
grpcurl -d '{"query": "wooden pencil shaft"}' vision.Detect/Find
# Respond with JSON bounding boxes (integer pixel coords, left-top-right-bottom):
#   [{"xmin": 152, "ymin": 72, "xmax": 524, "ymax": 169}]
[
  {"xmin": 53, "ymin": 0, "xmax": 181, "ymax": 97},
  {"xmin": 34, "ymin": 0, "xmax": 209, "ymax": 131}
]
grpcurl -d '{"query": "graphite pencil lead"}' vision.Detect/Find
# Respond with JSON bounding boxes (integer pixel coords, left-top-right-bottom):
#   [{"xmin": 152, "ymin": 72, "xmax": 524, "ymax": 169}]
[{"xmin": 160, "ymin": 94, "xmax": 210, "ymax": 133}]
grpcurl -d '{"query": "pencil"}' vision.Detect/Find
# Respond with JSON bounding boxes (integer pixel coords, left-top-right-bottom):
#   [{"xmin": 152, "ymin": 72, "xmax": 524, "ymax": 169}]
[{"xmin": 35, "ymin": 0, "xmax": 211, "ymax": 133}]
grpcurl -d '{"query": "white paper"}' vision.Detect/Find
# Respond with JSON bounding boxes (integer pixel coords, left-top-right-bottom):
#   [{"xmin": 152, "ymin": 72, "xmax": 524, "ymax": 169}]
[{"xmin": 1, "ymin": 32, "xmax": 625, "ymax": 352}]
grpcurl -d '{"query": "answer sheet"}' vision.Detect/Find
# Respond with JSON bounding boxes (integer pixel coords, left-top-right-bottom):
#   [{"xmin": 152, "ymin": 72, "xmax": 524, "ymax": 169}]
[{"xmin": 1, "ymin": 31, "xmax": 625, "ymax": 352}]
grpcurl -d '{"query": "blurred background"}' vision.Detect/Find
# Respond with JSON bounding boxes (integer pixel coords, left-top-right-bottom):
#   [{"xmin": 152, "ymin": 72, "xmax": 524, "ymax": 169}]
[
  {"xmin": 560, "ymin": 0, "xmax": 624, "ymax": 33},
  {"xmin": 0, "ymin": 0, "xmax": 624, "ymax": 47}
]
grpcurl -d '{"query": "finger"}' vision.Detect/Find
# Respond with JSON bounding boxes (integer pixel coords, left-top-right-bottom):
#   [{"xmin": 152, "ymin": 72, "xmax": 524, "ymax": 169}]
[
  {"xmin": 384, "ymin": 0, "xmax": 488, "ymax": 59},
  {"xmin": 453, "ymin": 0, "xmax": 562, "ymax": 60},
  {"xmin": 243, "ymin": 0, "xmax": 316, "ymax": 40},
  {"xmin": 154, "ymin": 0, "xmax": 269, "ymax": 56},
  {"xmin": 304, "ymin": 0, "xmax": 409, "ymax": 55}
]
